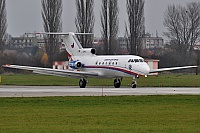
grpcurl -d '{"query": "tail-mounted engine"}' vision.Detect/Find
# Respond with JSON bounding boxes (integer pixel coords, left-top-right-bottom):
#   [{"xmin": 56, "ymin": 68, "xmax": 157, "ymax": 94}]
[
  {"xmin": 69, "ymin": 60, "xmax": 83, "ymax": 69},
  {"xmin": 78, "ymin": 48, "xmax": 96, "ymax": 55}
]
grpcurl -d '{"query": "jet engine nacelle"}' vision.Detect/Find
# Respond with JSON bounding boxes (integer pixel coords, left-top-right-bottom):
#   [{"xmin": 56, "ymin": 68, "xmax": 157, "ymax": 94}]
[
  {"xmin": 69, "ymin": 61, "xmax": 83, "ymax": 69},
  {"xmin": 78, "ymin": 48, "xmax": 96, "ymax": 55}
]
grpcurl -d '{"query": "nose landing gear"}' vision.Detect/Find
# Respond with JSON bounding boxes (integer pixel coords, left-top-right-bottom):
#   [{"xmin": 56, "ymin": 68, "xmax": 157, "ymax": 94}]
[{"xmin": 131, "ymin": 76, "xmax": 137, "ymax": 88}]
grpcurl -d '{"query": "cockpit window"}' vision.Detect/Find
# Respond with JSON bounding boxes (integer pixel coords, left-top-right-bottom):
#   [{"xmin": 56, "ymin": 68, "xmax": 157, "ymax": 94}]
[
  {"xmin": 128, "ymin": 59, "xmax": 134, "ymax": 62},
  {"xmin": 128, "ymin": 58, "xmax": 144, "ymax": 63},
  {"xmin": 139, "ymin": 59, "xmax": 144, "ymax": 62},
  {"xmin": 134, "ymin": 59, "xmax": 139, "ymax": 62}
]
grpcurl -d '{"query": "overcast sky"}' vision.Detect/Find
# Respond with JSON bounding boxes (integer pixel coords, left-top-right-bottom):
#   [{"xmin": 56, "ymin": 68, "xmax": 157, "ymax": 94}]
[{"xmin": 6, "ymin": 0, "xmax": 200, "ymax": 37}]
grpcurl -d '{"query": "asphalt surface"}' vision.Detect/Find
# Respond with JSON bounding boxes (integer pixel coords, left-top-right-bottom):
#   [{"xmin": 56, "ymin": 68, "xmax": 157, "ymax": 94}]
[{"xmin": 0, "ymin": 86, "xmax": 199, "ymax": 97}]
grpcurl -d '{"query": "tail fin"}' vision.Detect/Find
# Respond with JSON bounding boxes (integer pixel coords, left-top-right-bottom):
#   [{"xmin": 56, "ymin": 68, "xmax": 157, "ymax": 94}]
[
  {"xmin": 36, "ymin": 32, "xmax": 94, "ymax": 61},
  {"xmin": 62, "ymin": 32, "xmax": 83, "ymax": 60}
]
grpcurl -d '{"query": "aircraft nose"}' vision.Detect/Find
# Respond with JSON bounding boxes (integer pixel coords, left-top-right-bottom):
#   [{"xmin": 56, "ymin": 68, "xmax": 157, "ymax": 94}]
[{"xmin": 140, "ymin": 63, "xmax": 150, "ymax": 75}]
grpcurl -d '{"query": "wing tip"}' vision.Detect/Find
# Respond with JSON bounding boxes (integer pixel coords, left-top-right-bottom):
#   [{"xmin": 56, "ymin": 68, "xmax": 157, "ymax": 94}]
[{"xmin": 2, "ymin": 64, "xmax": 10, "ymax": 67}]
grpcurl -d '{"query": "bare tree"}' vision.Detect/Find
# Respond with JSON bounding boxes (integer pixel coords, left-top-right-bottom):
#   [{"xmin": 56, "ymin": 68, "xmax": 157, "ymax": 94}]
[
  {"xmin": 0, "ymin": 0, "xmax": 7, "ymax": 54},
  {"xmin": 101, "ymin": 0, "xmax": 108, "ymax": 54},
  {"xmin": 126, "ymin": 0, "xmax": 145, "ymax": 55},
  {"xmin": 163, "ymin": 2, "xmax": 200, "ymax": 63},
  {"xmin": 41, "ymin": 0, "xmax": 62, "ymax": 66},
  {"xmin": 101, "ymin": 0, "xmax": 119, "ymax": 55},
  {"xmin": 75, "ymin": 0, "xmax": 94, "ymax": 48}
]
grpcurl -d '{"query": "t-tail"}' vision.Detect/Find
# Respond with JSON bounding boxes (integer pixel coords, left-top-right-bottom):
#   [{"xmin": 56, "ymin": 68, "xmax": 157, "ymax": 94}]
[
  {"xmin": 37, "ymin": 32, "xmax": 96, "ymax": 61},
  {"xmin": 62, "ymin": 32, "xmax": 83, "ymax": 61},
  {"xmin": 62, "ymin": 32, "xmax": 96, "ymax": 61}
]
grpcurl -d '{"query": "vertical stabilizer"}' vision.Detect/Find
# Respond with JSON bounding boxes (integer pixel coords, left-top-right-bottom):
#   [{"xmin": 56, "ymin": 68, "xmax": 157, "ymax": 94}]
[
  {"xmin": 36, "ymin": 32, "xmax": 94, "ymax": 61},
  {"xmin": 62, "ymin": 32, "xmax": 83, "ymax": 60}
]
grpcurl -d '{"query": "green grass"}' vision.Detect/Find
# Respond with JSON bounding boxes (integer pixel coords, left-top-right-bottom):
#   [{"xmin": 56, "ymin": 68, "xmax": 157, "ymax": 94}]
[
  {"xmin": 0, "ymin": 96, "xmax": 199, "ymax": 132},
  {"xmin": 0, "ymin": 74, "xmax": 200, "ymax": 87}
]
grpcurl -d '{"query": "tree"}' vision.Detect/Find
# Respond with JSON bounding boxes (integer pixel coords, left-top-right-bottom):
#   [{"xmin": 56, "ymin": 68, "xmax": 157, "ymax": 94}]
[
  {"xmin": 41, "ymin": 0, "xmax": 62, "ymax": 67},
  {"xmin": 75, "ymin": 0, "xmax": 94, "ymax": 48},
  {"xmin": 125, "ymin": 0, "xmax": 145, "ymax": 55},
  {"xmin": 0, "ymin": 0, "xmax": 7, "ymax": 54},
  {"xmin": 41, "ymin": 52, "xmax": 48, "ymax": 67},
  {"xmin": 163, "ymin": 2, "xmax": 200, "ymax": 64},
  {"xmin": 100, "ymin": 0, "xmax": 119, "ymax": 55}
]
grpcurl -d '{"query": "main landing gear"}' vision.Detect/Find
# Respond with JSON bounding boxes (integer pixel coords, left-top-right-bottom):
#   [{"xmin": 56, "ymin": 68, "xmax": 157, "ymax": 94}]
[
  {"xmin": 80, "ymin": 77, "xmax": 137, "ymax": 88},
  {"xmin": 113, "ymin": 77, "xmax": 137, "ymax": 88},
  {"xmin": 114, "ymin": 78, "xmax": 121, "ymax": 88},
  {"xmin": 79, "ymin": 78, "xmax": 87, "ymax": 88}
]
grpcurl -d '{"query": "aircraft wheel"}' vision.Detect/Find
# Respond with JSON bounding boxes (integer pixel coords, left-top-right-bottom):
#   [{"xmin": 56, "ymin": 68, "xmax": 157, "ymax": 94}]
[
  {"xmin": 79, "ymin": 78, "xmax": 87, "ymax": 88},
  {"xmin": 131, "ymin": 81, "xmax": 137, "ymax": 88},
  {"xmin": 114, "ymin": 78, "xmax": 121, "ymax": 88}
]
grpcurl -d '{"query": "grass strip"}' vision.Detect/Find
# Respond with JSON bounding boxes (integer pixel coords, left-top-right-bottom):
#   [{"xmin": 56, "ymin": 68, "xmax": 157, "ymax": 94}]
[
  {"xmin": 0, "ymin": 95, "xmax": 199, "ymax": 132},
  {"xmin": 0, "ymin": 74, "xmax": 200, "ymax": 87}
]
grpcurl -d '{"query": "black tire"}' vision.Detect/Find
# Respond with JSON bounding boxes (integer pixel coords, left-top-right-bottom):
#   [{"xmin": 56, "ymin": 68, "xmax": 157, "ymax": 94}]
[
  {"xmin": 131, "ymin": 82, "xmax": 137, "ymax": 88},
  {"xmin": 79, "ymin": 78, "xmax": 86, "ymax": 88},
  {"xmin": 114, "ymin": 78, "xmax": 121, "ymax": 88}
]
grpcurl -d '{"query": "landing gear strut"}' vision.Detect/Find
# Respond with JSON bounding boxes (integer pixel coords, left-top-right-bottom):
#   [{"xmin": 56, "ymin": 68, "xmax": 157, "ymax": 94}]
[
  {"xmin": 131, "ymin": 76, "xmax": 137, "ymax": 88},
  {"xmin": 79, "ymin": 78, "xmax": 87, "ymax": 88},
  {"xmin": 114, "ymin": 78, "xmax": 121, "ymax": 88}
]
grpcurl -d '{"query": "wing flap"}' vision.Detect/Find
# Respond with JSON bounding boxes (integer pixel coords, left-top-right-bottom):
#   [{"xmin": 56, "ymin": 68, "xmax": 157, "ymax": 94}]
[
  {"xmin": 149, "ymin": 66, "xmax": 198, "ymax": 73},
  {"xmin": 3, "ymin": 64, "xmax": 98, "ymax": 77}
]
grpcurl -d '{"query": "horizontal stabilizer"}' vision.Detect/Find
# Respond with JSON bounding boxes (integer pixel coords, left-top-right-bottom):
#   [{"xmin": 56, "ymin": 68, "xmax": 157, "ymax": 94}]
[{"xmin": 35, "ymin": 32, "xmax": 93, "ymax": 35}]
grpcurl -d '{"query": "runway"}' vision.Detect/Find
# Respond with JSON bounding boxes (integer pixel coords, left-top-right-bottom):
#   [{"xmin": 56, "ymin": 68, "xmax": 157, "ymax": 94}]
[{"xmin": 0, "ymin": 86, "xmax": 199, "ymax": 97}]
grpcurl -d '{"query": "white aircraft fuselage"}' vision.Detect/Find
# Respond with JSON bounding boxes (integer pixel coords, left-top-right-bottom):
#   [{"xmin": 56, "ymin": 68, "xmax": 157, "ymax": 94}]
[{"xmin": 72, "ymin": 55, "xmax": 150, "ymax": 78}]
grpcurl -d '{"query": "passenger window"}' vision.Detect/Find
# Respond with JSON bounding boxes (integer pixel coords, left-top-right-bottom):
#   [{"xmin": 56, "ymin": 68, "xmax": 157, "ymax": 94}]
[
  {"xmin": 112, "ymin": 62, "xmax": 114, "ymax": 65},
  {"xmin": 102, "ymin": 62, "xmax": 104, "ymax": 65},
  {"xmin": 116, "ymin": 62, "xmax": 117, "ymax": 65},
  {"xmin": 99, "ymin": 62, "xmax": 101, "ymax": 65}
]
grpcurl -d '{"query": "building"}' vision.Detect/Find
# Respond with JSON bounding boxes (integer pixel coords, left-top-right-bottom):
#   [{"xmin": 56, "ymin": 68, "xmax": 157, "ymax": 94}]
[
  {"xmin": 142, "ymin": 33, "xmax": 164, "ymax": 49},
  {"xmin": 7, "ymin": 32, "xmax": 64, "ymax": 54},
  {"xmin": 53, "ymin": 61, "xmax": 69, "ymax": 70},
  {"xmin": 9, "ymin": 33, "xmax": 38, "ymax": 49},
  {"xmin": 145, "ymin": 59, "xmax": 159, "ymax": 75},
  {"xmin": 117, "ymin": 37, "xmax": 129, "ymax": 54},
  {"xmin": 92, "ymin": 37, "xmax": 104, "ymax": 54}
]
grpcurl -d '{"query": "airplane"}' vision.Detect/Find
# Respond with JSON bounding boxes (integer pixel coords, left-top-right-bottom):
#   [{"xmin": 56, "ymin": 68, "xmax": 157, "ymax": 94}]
[{"xmin": 3, "ymin": 32, "xmax": 198, "ymax": 88}]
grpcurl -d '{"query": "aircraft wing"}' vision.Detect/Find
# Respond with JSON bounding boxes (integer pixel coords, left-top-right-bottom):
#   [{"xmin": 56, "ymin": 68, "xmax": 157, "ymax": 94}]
[
  {"xmin": 2, "ymin": 65, "xmax": 98, "ymax": 78},
  {"xmin": 149, "ymin": 66, "xmax": 198, "ymax": 73}
]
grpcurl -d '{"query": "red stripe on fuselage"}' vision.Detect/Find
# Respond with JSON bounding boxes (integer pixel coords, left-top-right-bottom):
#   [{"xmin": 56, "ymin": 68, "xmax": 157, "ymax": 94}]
[{"xmin": 84, "ymin": 66, "xmax": 142, "ymax": 76}]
